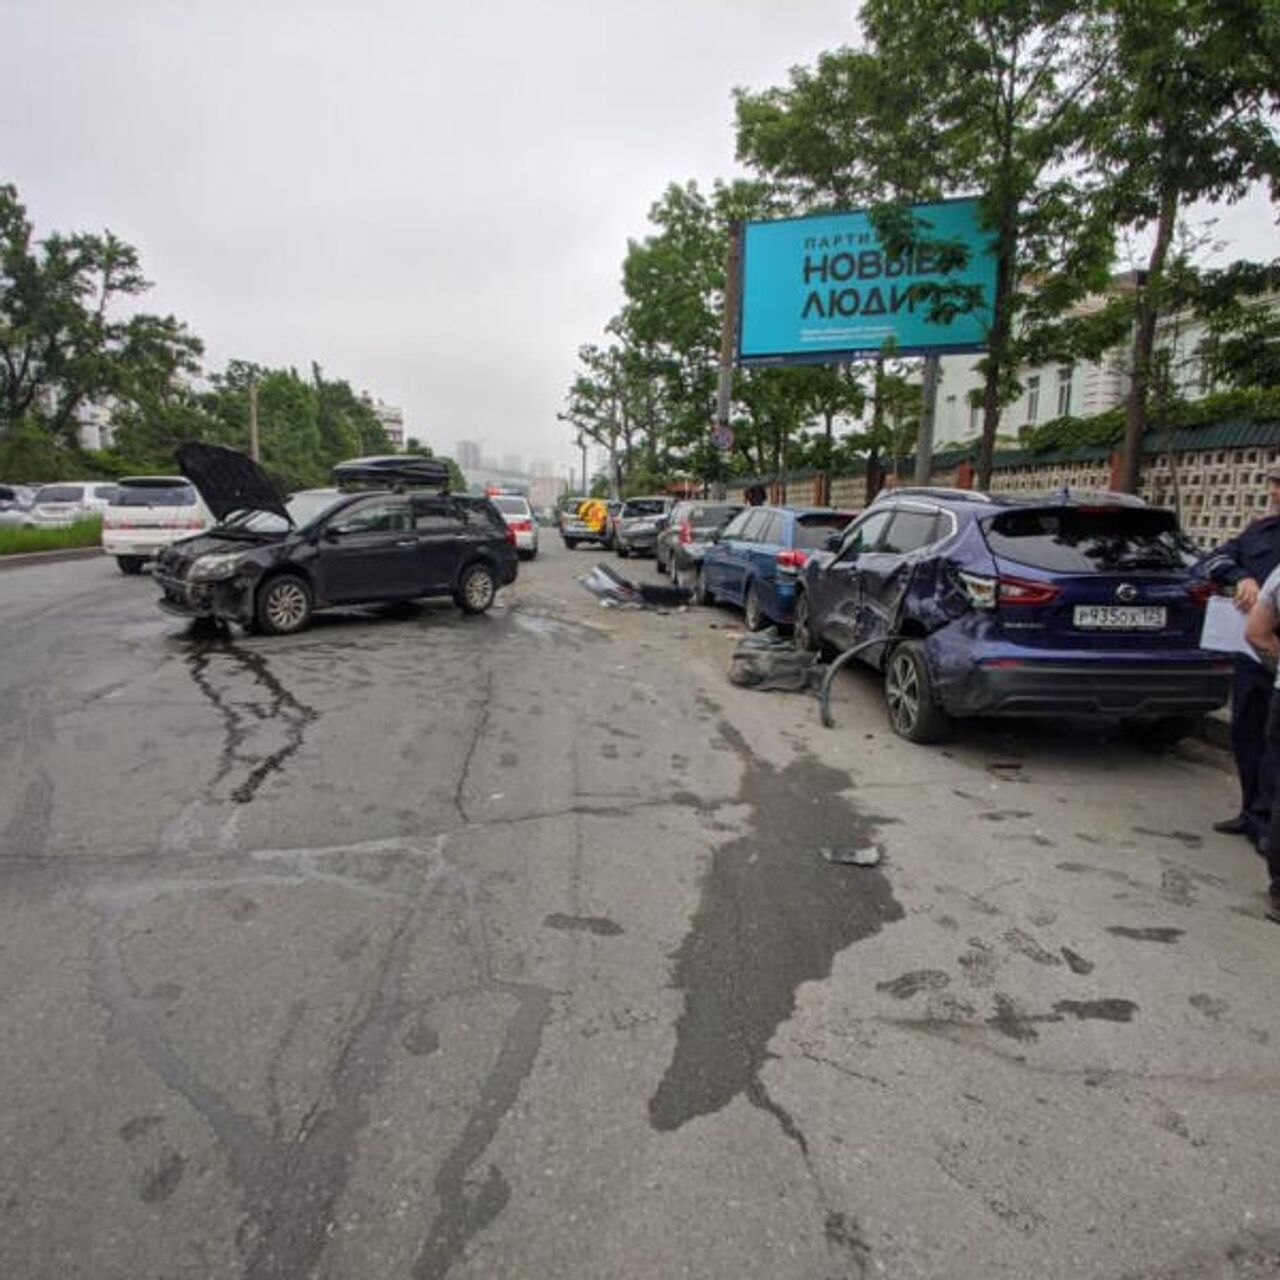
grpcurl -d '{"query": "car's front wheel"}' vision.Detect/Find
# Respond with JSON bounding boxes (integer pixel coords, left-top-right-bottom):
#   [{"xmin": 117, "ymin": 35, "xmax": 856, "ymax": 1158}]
[
  {"xmin": 457, "ymin": 562, "xmax": 498, "ymax": 614},
  {"xmin": 116, "ymin": 555, "xmax": 145, "ymax": 576},
  {"xmin": 884, "ymin": 640, "xmax": 951, "ymax": 743},
  {"xmin": 256, "ymin": 574, "xmax": 313, "ymax": 636}
]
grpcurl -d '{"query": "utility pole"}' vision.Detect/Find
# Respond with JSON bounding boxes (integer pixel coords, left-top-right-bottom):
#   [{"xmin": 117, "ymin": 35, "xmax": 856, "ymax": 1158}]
[
  {"xmin": 914, "ymin": 354, "xmax": 940, "ymax": 485},
  {"xmin": 713, "ymin": 221, "xmax": 743, "ymax": 500},
  {"xmin": 248, "ymin": 376, "xmax": 260, "ymax": 462},
  {"xmin": 577, "ymin": 432, "xmax": 587, "ymax": 495}
]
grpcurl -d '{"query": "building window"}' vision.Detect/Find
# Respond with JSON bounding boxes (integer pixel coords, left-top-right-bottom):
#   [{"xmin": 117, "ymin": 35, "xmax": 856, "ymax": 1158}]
[
  {"xmin": 1056, "ymin": 365, "xmax": 1073, "ymax": 417},
  {"xmin": 969, "ymin": 402, "xmax": 982, "ymax": 435},
  {"xmin": 1026, "ymin": 375, "xmax": 1040, "ymax": 423}
]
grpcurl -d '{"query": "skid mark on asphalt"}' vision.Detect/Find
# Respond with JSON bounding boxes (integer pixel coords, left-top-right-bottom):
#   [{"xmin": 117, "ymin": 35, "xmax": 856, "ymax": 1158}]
[
  {"xmin": 87, "ymin": 832, "xmax": 551, "ymax": 1280},
  {"xmin": 184, "ymin": 639, "xmax": 318, "ymax": 805},
  {"xmin": 648, "ymin": 721, "xmax": 903, "ymax": 1139}
]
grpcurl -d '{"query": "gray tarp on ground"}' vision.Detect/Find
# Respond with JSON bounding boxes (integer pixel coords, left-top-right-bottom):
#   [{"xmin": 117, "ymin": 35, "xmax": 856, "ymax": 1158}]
[{"xmin": 728, "ymin": 630, "xmax": 823, "ymax": 692}]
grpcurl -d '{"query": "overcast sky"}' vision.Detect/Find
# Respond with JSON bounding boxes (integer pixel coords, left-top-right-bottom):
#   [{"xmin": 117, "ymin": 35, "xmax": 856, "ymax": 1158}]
[{"xmin": 3, "ymin": 1, "xmax": 1275, "ymax": 478}]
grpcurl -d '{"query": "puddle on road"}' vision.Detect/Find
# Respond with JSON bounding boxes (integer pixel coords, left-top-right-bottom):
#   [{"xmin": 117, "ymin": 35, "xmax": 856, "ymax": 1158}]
[{"xmin": 649, "ymin": 722, "xmax": 903, "ymax": 1139}]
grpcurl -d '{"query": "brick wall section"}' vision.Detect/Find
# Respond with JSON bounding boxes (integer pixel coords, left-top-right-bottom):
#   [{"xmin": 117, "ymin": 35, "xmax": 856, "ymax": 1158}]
[{"xmin": 746, "ymin": 442, "xmax": 1280, "ymax": 551}]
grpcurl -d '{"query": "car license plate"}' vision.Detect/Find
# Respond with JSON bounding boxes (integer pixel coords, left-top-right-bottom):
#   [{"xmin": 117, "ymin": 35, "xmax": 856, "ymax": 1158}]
[
  {"xmin": 630, "ymin": 521, "xmax": 655, "ymax": 533},
  {"xmin": 1073, "ymin": 605, "xmax": 1166, "ymax": 630}
]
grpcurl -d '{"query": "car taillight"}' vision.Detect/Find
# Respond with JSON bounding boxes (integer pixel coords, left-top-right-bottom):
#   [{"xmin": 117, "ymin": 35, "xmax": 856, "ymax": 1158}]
[
  {"xmin": 1186, "ymin": 580, "xmax": 1214, "ymax": 606},
  {"xmin": 504, "ymin": 525, "xmax": 516, "ymax": 545},
  {"xmin": 957, "ymin": 571, "xmax": 1059, "ymax": 609},
  {"xmin": 997, "ymin": 575, "xmax": 1061, "ymax": 606},
  {"xmin": 512, "ymin": 519, "xmax": 532, "ymax": 532},
  {"xmin": 679, "ymin": 520, "xmax": 693, "ymax": 545},
  {"xmin": 776, "ymin": 549, "xmax": 808, "ymax": 572}
]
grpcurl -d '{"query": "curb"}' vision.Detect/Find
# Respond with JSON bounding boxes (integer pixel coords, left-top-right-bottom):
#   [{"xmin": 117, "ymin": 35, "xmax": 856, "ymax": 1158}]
[{"xmin": 0, "ymin": 547, "xmax": 104, "ymax": 572}]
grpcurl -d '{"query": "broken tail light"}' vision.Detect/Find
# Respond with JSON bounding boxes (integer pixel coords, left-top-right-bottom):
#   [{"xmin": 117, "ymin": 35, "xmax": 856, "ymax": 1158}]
[{"xmin": 958, "ymin": 571, "xmax": 1060, "ymax": 609}]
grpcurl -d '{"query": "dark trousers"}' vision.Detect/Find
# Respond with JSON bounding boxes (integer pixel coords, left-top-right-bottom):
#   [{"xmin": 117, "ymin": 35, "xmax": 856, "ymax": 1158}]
[
  {"xmin": 1232, "ymin": 657, "xmax": 1275, "ymax": 839},
  {"xmin": 1263, "ymin": 695, "xmax": 1280, "ymax": 898}
]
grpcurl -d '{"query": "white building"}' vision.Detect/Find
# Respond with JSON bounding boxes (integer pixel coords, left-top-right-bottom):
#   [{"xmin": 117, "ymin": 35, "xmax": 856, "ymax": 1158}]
[
  {"xmin": 77, "ymin": 401, "xmax": 116, "ymax": 452},
  {"xmin": 361, "ymin": 393, "xmax": 406, "ymax": 451},
  {"xmin": 934, "ymin": 282, "xmax": 1279, "ymax": 448}
]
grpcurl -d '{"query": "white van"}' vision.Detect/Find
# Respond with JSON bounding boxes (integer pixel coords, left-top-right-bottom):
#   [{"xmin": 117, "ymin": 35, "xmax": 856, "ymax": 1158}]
[
  {"xmin": 101, "ymin": 476, "xmax": 214, "ymax": 574},
  {"xmin": 27, "ymin": 481, "xmax": 119, "ymax": 528}
]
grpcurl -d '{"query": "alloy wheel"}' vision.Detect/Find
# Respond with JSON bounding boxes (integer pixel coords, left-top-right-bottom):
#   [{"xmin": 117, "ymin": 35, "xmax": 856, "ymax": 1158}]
[
  {"xmin": 464, "ymin": 569, "xmax": 495, "ymax": 611},
  {"xmin": 885, "ymin": 650, "xmax": 920, "ymax": 735},
  {"xmin": 266, "ymin": 581, "xmax": 308, "ymax": 632}
]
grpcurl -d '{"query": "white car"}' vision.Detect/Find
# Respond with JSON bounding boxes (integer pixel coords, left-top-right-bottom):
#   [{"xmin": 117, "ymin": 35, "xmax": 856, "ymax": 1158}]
[
  {"xmin": 490, "ymin": 494, "xmax": 539, "ymax": 559},
  {"xmin": 101, "ymin": 476, "xmax": 215, "ymax": 574},
  {"xmin": 27, "ymin": 481, "xmax": 119, "ymax": 528}
]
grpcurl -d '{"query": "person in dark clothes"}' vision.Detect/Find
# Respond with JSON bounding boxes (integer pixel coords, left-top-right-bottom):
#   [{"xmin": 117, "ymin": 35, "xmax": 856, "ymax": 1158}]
[
  {"xmin": 1200, "ymin": 468, "xmax": 1280, "ymax": 850},
  {"xmin": 1242, "ymin": 573, "xmax": 1280, "ymax": 923}
]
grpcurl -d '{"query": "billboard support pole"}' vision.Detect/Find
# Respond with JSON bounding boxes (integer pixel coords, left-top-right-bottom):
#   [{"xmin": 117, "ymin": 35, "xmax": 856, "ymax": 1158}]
[
  {"xmin": 914, "ymin": 354, "xmax": 940, "ymax": 485},
  {"xmin": 713, "ymin": 221, "xmax": 743, "ymax": 500}
]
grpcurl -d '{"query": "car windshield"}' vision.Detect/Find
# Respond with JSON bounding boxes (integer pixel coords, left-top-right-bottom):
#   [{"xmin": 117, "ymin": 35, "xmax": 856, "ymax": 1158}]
[
  {"xmin": 34, "ymin": 485, "xmax": 83, "ymax": 503},
  {"xmin": 113, "ymin": 483, "xmax": 196, "ymax": 507},
  {"xmin": 982, "ymin": 506, "xmax": 1197, "ymax": 572},
  {"xmin": 492, "ymin": 496, "xmax": 529, "ymax": 515},
  {"xmin": 794, "ymin": 513, "xmax": 855, "ymax": 549},
  {"xmin": 228, "ymin": 490, "xmax": 345, "ymax": 533},
  {"xmin": 623, "ymin": 499, "xmax": 666, "ymax": 516}
]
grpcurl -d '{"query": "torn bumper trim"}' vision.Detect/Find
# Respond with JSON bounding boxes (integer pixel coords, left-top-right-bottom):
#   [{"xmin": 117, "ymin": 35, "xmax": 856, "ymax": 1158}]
[{"xmin": 154, "ymin": 571, "xmax": 253, "ymax": 623}]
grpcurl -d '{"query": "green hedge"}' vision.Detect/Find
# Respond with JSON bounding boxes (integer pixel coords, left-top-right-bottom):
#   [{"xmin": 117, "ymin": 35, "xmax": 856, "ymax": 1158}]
[{"xmin": 0, "ymin": 517, "xmax": 103, "ymax": 556}]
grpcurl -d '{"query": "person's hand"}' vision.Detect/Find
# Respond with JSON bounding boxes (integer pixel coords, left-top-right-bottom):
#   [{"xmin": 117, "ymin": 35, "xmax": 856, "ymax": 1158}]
[{"xmin": 1235, "ymin": 577, "xmax": 1261, "ymax": 611}]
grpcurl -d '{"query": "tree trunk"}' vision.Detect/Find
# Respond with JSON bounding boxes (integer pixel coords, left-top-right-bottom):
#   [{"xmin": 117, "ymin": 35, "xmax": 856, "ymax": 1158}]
[
  {"xmin": 977, "ymin": 238, "xmax": 1014, "ymax": 492},
  {"xmin": 1118, "ymin": 189, "xmax": 1179, "ymax": 495},
  {"xmin": 821, "ymin": 408, "xmax": 834, "ymax": 505}
]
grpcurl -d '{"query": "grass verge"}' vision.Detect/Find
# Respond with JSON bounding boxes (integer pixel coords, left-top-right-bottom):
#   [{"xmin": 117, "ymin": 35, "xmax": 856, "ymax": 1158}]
[{"xmin": 0, "ymin": 518, "xmax": 103, "ymax": 555}]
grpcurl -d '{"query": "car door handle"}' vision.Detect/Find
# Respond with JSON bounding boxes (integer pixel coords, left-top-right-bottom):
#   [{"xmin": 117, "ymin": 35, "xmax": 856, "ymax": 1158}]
[{"xmin": 395, "ymin": 538, "xmax": 418, "ymax": 547}]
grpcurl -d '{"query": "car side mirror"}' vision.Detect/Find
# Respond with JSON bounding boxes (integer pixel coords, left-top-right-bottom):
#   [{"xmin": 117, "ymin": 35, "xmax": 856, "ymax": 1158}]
[
  {"xmin": 323, "ymin": 526, "xmax": 343, "ymax": 543},
  {"xmin": 825, "ymin": 532, "xmax": 843, "ymax": 552}
]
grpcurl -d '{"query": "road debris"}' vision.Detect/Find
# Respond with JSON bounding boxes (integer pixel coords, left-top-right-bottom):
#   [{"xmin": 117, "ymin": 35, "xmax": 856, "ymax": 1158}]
[
  {"xmin": 728, "ymin": 630, "xmax": 823, "ymax": 692},
  {"xmin": 577, "ymin": 563, "xmax": 689, "ymax": 610},
  {"xmin": 820, "ymin": 845, "xmax": 883, "ymax": 867}
]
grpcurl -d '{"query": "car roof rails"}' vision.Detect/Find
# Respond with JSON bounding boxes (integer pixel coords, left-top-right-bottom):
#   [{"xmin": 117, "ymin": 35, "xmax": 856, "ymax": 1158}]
[
  {"xmin": 871, "ymin": 486, "xmax": 993, "ymax": 505},
  {"xmin": 331, "ymin": 455, "xmax": 451, "ymax": 492}
]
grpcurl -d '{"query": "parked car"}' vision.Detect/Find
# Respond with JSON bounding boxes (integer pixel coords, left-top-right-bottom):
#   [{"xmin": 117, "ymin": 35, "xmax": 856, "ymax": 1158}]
[
  {"xmin": 0, "ymin": 484, "xmax": 35, "ymax": 528},
  {"xmin": 561, "ymin": 497, "xmax": 611, "ymax": 548},
  {"xmin": 27, "ymin": 481, "xmax": 119, "ymax": 528},
  {"xmin": 102, "ymin": 476, "xmax": 215, "ymax": 574},
  {"xmin": 490, "ymin": 493, "xmax": 539, "ymax": 559},
  {"xmin": 602, "ymin": 500, "xmax": 625, "ymax": 551},
  {"xmin": 697, "ymin": 505, "xmax": 857, "ymax": 630},
  {"xmin": 154, "ymin": 446, "xmax": 518, "ymax": 635},
  {"xmin": 795, "ymin": 487, "xmax": 1230, "ymax": 743},
  {"xmin": 656, "ymin": 501, "xmax": 743, "ymax": 578},
  {"xmin": 615, "ymin": 496, "xmax": 673, "ymax": 558}
]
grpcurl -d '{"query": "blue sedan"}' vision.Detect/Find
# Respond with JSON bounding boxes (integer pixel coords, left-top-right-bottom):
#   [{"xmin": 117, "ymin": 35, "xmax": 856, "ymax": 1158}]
[{"xmin": 697, "ymin": 505, "xmax": 856, "ymax": 630}]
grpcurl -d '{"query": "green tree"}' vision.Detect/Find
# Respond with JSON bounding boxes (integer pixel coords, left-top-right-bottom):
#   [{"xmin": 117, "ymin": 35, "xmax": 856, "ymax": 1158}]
[
  {"xmin": 736, "ymin": 6, "xmax": 1116, "ymax": 489},
  {"xmin": 1087, "ymin": 0, "xmax": 1280, "ymax": 491},
  {"xmin": 0, "ymin": 183, "xmax": 201, "ymax": 447}
]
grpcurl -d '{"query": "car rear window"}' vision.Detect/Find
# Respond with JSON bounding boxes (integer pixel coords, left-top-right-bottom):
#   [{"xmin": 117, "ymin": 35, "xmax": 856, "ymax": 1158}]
[
  {"xmin": 686, "ymin": 504, "xmax": 741, "ymax": 529},
  {"xmin": 492, "ymin": 496, "xmax": 530, "ymax": 515},
  {"xmin": 35, "ymin": 485, "xmax": 84, "ymax": 503},
  {"xmin": 623, "ymin": 499, "xmax": 667, "ymax": 516},
  {"xmin": 113, "ymin": 484, "xmax": 196, "ymax": 507},
  {"xmin": 793, "ymin": 512, "xmax": 855, "ymax": 550},
  {"xmin": 982, "ymin": 506, "xmax": 1197, "ymax": 572}
]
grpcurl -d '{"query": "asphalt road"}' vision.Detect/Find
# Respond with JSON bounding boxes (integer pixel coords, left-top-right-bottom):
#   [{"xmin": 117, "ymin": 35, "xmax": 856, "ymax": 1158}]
[{"xmin": 1, "ymin": 542, "xmax": 1278, "ymax": 1280}]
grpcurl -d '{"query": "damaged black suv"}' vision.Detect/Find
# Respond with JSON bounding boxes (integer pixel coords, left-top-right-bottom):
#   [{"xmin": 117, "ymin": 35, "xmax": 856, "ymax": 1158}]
[{"xmin": 154, "ymin": 445, "xmax": 518, "ymax": 635}]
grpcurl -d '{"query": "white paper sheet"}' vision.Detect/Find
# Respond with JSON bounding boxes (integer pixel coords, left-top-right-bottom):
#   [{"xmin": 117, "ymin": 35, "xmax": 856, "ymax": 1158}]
[{"xmin": 1199, "ymin": 594, "xmax": 1259, "ymax": 661}]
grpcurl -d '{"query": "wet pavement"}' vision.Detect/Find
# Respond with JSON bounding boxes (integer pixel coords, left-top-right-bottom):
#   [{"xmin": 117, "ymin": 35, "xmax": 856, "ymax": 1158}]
[{"xmin": 0, "ymin": 544, "xmax": 1278, "ymax": 1279}]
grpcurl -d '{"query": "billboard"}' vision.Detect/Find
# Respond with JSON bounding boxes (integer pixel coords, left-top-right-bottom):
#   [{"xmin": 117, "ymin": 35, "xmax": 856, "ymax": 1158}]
[{"xmin": 737, "ymin": 199, "xmax": 996, "ymax": 365}]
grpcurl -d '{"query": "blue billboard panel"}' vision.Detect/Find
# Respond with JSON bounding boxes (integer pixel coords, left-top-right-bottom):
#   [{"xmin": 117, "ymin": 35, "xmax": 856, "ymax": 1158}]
[{"xmin": 738, "ymin": 199, "xmax": 996, "ymax": 365}]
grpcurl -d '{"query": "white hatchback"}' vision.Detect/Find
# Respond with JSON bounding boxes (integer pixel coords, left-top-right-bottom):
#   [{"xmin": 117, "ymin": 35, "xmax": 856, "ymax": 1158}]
[
  {"xmin": 101, "ymin": 476, "xmax": 214, "ymax": 574},
  {"xmin": 491, "ymin": 494, "xmax": 539, "ymax": 559}
]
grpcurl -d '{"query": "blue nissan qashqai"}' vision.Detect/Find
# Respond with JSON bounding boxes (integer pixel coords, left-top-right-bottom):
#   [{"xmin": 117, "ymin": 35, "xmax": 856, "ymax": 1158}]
[{"xmin": 794, "ymin": 487, "xmax": 1230, "ymax": 744}]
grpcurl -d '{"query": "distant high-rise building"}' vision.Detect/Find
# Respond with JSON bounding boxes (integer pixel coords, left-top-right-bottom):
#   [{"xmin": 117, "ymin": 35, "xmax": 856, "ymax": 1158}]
[
  {"xmin": 531, "ymin": 458, "xmax": 553, "ymax": 478},
  {"xmin": 456, "ymin": 440, "xmax": 483, "ymax": 469},
  {"xmin": 501, "ymin": 453, "xmax": 523, "ymax": 475}
]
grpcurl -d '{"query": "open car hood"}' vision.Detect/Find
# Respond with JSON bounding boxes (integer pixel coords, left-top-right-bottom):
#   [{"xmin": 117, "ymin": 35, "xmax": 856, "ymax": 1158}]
[{"xmin": 176, "ymin": 442, "xmax": 290, "ymax": 524}]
